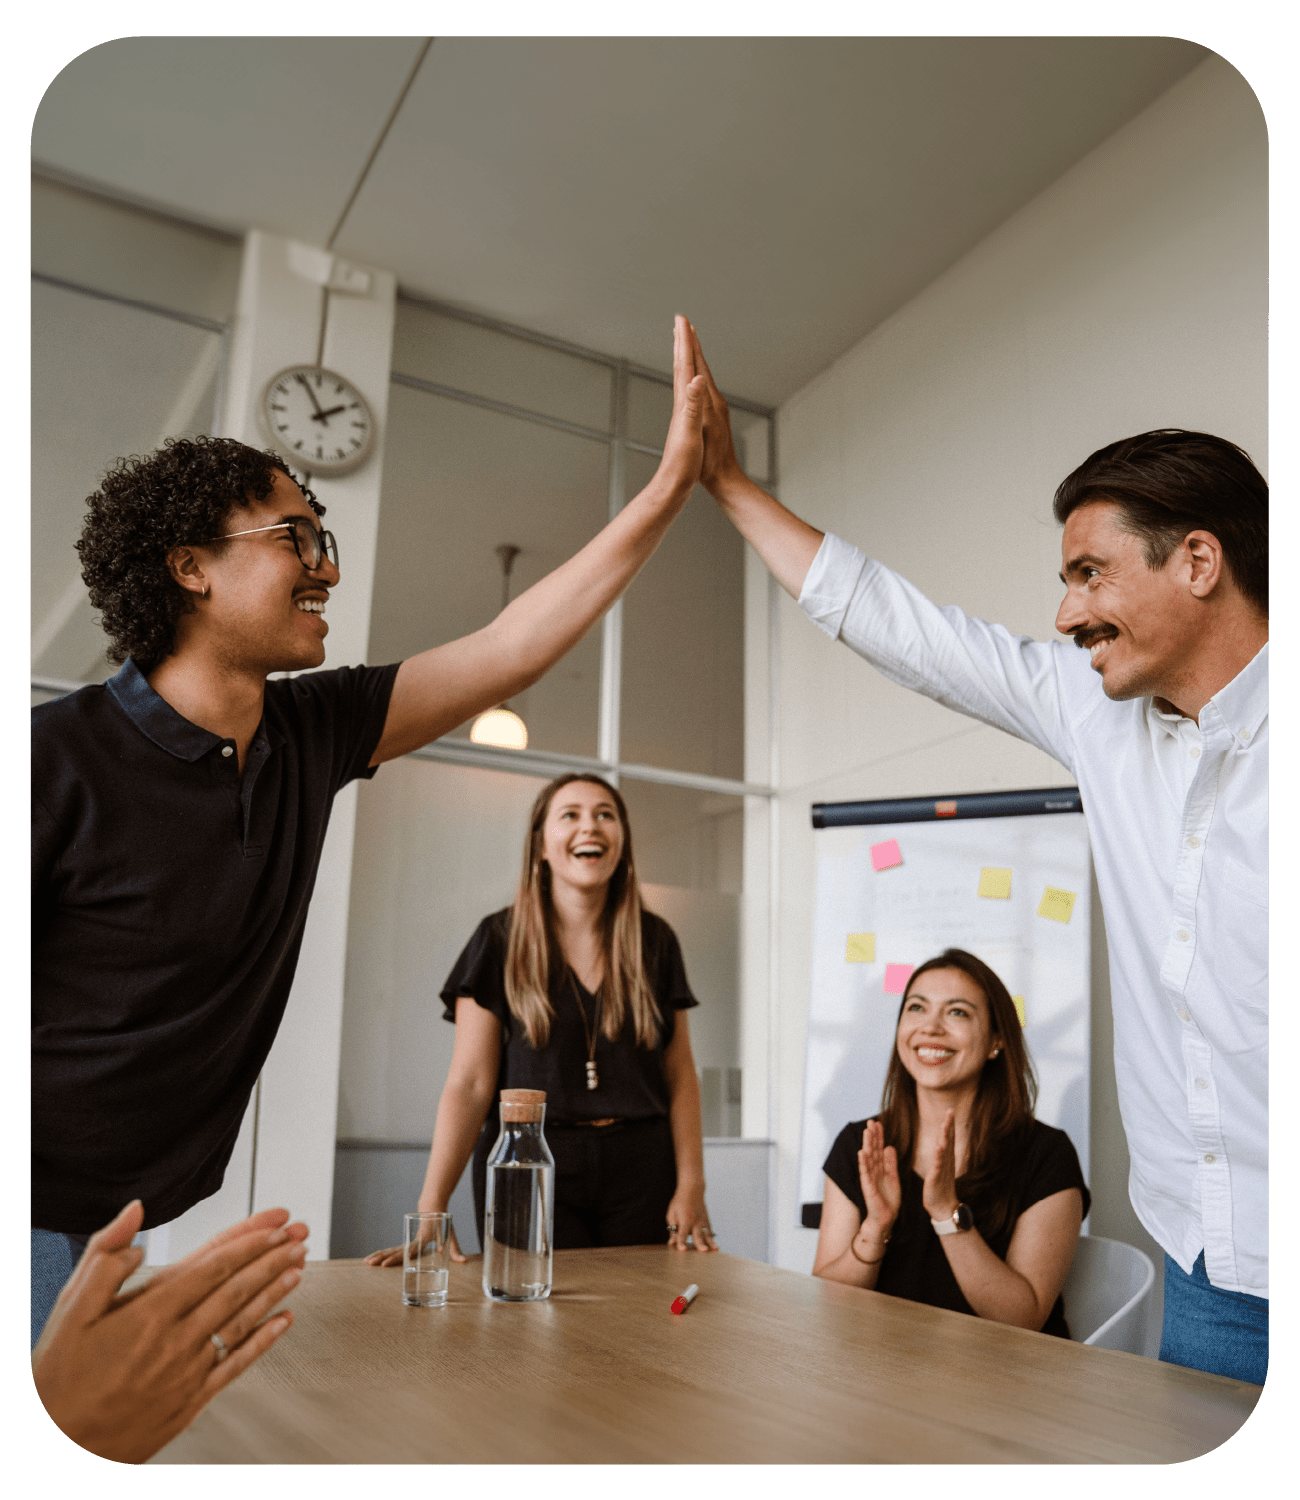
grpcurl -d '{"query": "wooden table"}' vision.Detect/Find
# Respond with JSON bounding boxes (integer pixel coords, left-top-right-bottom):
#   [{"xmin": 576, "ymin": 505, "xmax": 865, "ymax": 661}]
[{"xmin": 154, "ymin": 1247, "xmax": 1258, "ymax": 1464}]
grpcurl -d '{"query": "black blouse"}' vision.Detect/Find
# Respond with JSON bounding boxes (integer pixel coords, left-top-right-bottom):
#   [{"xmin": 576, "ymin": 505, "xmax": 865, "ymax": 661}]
[
  {"xmin": 823, "ymin": 1117, "xmax": 1091, "ymax": 1338},
  {"xmin": 440, "ymin": 907, "xmax": 698, "ymax": 1121}
]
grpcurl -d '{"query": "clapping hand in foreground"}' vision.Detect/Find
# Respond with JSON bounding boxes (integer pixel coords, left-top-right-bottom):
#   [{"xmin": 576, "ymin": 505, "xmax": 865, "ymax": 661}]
[{"xmin": 33, "ymin": 1198, "xmax": 309, "ymax": 1464}]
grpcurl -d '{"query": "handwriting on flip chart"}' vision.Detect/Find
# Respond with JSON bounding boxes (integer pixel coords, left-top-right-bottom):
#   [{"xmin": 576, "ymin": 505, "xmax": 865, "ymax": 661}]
[
  {"xmin": 870, "ymin": 839, "xmax": 903, "ymax": 872},
  {"xmin": 1037, "ymin": 887, "xmax": 1077, "ymax": 923},
  {"xmin": 883, "ymin": 963, "xmax": 914, "ymax": 995},
  {"xmin": 845, "ymin": 933, "xmax": 876, "ymax": 963},
  {"xmin": 978, "ymin": 867, "xmax": 1012, "ymax": 899}
]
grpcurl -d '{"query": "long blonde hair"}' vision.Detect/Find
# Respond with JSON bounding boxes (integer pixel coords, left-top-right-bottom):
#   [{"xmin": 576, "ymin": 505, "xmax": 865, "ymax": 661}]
[{"xmin": 504, "ymin": 774, "xmax": 661, "ymax": 1049}]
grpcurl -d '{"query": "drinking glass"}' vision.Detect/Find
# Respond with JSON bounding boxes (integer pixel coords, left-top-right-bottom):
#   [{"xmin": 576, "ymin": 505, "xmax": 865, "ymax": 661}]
[{"xmin": 403, "ymin": 1212, "xmax": 452, "ymax": 1307}]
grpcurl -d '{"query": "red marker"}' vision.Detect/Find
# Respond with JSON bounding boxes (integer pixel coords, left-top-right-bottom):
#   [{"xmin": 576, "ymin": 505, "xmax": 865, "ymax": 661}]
[{"xmin": 670, "ymin": 1283, "xmax": 700, "ymax": 1315}]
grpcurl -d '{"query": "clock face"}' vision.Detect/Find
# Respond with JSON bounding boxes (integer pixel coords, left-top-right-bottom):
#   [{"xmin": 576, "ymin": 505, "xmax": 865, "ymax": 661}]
[{"xmin": 262, "ymin": 366, "xmax": 375, "ymax": 475}]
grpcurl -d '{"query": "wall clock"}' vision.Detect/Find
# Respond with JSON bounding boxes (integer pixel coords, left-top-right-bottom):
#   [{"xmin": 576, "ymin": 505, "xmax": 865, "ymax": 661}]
[{"xmin": 261, "ymin": 365, "xmax": 375, "ymax": 475}]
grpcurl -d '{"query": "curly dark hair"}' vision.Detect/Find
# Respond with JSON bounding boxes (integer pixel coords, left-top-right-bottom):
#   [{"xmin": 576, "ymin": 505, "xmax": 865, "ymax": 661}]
[{"xmin": 75, "ymin": 435, "xmax": 323, "ymax": 674}]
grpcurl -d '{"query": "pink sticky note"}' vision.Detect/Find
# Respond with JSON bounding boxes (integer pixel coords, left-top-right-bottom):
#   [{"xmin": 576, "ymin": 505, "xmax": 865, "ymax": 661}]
[
  {"xmin": 870, "ymin": 838, "xmax": 903, "ymax": 872},
  {"xmin": 883, "ymin": 963, "xmax": 914, "ymax": 995}
]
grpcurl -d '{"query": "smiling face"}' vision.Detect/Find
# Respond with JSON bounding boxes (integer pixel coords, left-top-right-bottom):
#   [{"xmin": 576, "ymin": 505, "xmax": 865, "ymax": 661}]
[
  {"xmin": 895, "ymin": 967, "xmax": 1000, "ymax": 1098},
  {"xmin": 1054, "ymin": 501, "xmax": 1201, "ymax": 704},
  {"xmin": 540, "ymin": 780, "xmax": 626, "ymax": 897},
  {"xmin": 193, "ymin": 468, "xmax": 340, "ymax": 675}
]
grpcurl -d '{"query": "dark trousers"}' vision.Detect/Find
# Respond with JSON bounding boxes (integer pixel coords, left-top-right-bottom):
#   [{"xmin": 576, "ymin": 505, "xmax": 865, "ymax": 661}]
[{"xmin": 472, "ymin": 1115, "xmax": 676, "ymax": 1251}]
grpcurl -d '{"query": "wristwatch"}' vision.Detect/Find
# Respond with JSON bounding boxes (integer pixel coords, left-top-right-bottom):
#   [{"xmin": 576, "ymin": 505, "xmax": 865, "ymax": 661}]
[{"xmin": 931, "ymin": 1203, "xmax": 974, "ymax": 1236}]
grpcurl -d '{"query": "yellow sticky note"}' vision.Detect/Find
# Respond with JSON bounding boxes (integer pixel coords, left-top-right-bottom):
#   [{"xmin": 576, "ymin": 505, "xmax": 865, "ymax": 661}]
[
  {"xmin": 1038, "ymin": 887, "xmax": 1077, "ymax": 923},
  {"xmin": 978, "ymin": 867, "xmax": 1013, "ymax": 900},
  {"xmin": 846, "ymin": 933, "xmax": 876, "ymax": 964},
  {"xmin": 1012, "ymin": 995, "xmax": 1026, "ymax": 1026}
]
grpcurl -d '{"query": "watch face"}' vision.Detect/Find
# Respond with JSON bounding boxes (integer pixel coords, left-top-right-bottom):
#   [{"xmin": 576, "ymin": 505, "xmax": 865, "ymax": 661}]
[
  {"xmin": 954, "ymin": 1204, "xmax": 974, "ymax": 1232},
  {"xmin": 262, "ymin": 366, "xmax": 374, "ymax": 475}
]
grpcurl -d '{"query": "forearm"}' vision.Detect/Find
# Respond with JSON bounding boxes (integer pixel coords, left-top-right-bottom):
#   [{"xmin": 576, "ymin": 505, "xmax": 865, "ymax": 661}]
[
  {"xmin": 708, "ymin": 465, "xmax": 823, "ymax": 599},
  {"xmin": 417, "ymin": 1076, "xmax": 496, "ymax": 1211},
  {"xmin": 666, "ymin": 1064, "xmax": 706, "ymax": 1193},
  {"xmin": 483, "ymin": 470, "xmax": 693, "ymax": 691},
  {"xmin": 813, "ymin": 1237, "xmax": 889, "ymax": 1290},
  {"xmin": 938, "ymin": 1232, "xmax": 1045, "ymax": 1329}
]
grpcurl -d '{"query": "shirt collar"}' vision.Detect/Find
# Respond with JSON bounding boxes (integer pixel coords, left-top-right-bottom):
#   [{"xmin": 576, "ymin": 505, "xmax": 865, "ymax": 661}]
[
  {"xmin": 1146, "ymin": 642, "xmax": 1268, "ymax": 742},
  {"xmin": 1208, "ymin": 640, "xmax": 1268, "ymax": 744},
  {"xmin": 105, "ymin": 659, "xmax": 282, "ymax": 762}
]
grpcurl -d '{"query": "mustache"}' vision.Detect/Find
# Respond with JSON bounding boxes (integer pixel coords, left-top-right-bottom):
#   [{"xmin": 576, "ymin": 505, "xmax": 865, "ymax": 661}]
[{"xmin": 1072, "ymin": 624, "xmax": 1119, "ymax": 650}]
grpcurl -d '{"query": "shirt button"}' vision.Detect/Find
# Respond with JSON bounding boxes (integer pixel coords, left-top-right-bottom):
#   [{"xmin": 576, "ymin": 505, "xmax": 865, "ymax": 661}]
[
  {"xmin": 1176, "ymin": 928, "xmax": 1190, "ymax": 942},
  {"xmin": 221, "ymin": 746, "xmax": 234, "ymax": 758},
  {"xmin": 1239, "ymin": 730, "xmax": 1250, "ymax": 743},
  {"xmin": 1189, "ymin": 747, "xmax": 1201, "ymax": 759},
  {"xmin": 1185, "ymin": 836, "xmax": 1201, "ymax": 849},
  {"xmin": 1177, "ymin": 1009, "xmax": 1191, "ymax": 1022},
  {"xmin": 1204, "ymin": 1154, "xmax": 1216, "ymax": 1164},
  {"xmin": 1195, "ymin": 1077, "xmax": 1209, "ymax": 1089}
]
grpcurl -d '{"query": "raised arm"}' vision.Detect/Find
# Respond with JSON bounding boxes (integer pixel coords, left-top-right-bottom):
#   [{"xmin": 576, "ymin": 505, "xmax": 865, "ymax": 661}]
[
  {"xmin": 369, "ymin": 316, "xmax": 705, "ymax": 765},
  {"xmin": 688, "ymin": 322, "xmax": 823, "ymax": 598}
]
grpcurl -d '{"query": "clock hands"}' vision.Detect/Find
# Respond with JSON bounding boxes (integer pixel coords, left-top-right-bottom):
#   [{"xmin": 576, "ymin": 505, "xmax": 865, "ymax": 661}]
[{"xmin": 294, "ymin": 373, "xmax": 348, "ymax": 427}]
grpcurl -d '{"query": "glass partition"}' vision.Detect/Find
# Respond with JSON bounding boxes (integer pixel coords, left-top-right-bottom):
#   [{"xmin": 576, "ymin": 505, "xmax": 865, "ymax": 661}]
[
  {"xmin": 368, "ymin": 382, "xmax": 608, "ymax": 758},
  {"xmin": 393, "ymin": 299, "xmax": 612, "ymax": 433},
  {"xmin": 619, "ymin": 451, "xmax": 745, "ymax": 780}
]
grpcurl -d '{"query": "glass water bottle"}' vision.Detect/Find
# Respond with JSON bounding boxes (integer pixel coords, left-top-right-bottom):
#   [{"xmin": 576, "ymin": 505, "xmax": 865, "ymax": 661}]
[{"xmin": 482, "ymin": 1088, "xmax": 555, "ymax": 1302}]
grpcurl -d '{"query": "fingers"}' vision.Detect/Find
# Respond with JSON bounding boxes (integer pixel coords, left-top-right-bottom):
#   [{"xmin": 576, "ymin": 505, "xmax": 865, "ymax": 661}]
[
  {"xmin": 210, "ymin": 1260, "xmax": 302, "ymax": 1356},
  {"xmin": 692, "ymin": 1223, "xmax": 719, "ymax": 1253},
  {"xmin": 195, "ymin": 1310, "xmax": 293, "ymax": 1411},
  {"xmin": 364, "ymin": 1246, "xmax": 405, "ymax": 1267},
  {"xmin": 687, "ymin": 322, "xmax": 721, "ymax": 397},
  {"xmin": 449, "ymin": 1228, "xmax": 468, "ymax": 1265},
  {"xmin": 666, "ymin": 1222, "xmax": 689, "ymax": 1252},
  {"xmin": 183, "ymin": 1235, "xmax": 308, "ymax": 1341},
  {"xmin": 150, "ymin": 1223, "xmax": 307, "ymax": 1324},
  {"xmin": 882, "ymin": 1144, "xmax": 900, "ymax": 1187}
]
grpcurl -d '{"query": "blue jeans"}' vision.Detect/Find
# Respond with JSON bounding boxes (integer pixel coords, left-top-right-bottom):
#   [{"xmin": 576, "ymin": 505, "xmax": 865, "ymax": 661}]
[
  {"xmin": 31, "ymin": 1228, "xmax": 90, "ymax": 1349},
  {"xmin": 1160, "ymin": 1251, "xmax": 1268, "ymax": 1385}
]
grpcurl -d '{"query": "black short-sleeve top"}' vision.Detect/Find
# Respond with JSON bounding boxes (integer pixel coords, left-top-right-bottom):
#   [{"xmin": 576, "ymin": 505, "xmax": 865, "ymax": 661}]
[
  {"xmin": 440, "ymin": 907, "xmax": 697, "ymax": 1121},
  {"xmin": 823, "ymin": 1117, "xmax": 1090, "ymax": 1338}
]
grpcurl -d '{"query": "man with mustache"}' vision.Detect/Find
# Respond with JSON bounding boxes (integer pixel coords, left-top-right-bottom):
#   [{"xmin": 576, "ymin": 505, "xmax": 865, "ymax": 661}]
[{"xmin": 687, "ymin": 326, "xmax": 1268, "ymax": 1384}]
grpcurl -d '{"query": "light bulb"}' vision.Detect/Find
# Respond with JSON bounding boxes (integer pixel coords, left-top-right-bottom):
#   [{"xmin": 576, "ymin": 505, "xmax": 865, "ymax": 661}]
[{"xmin": 470, "ymin": 707, "xmax": 529, "ymax": 750}]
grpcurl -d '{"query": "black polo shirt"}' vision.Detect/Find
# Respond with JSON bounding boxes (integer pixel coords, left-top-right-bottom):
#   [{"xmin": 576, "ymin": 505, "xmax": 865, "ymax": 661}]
[{"xmin": 32, "ymin": 657, "xmax": 400, "ymax": 1233}]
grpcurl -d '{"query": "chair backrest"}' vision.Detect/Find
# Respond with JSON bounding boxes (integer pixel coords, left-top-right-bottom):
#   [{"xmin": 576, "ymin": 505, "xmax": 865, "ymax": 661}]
[{"xmin": 1060, "ymin": 1234, "xmax": 1156, "ymax": 1352}]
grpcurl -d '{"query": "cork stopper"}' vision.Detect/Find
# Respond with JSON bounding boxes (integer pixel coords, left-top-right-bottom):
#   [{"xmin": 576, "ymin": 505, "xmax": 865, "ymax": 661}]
[{"xmin": 500, "ymin": 1088, "xmax": 546, "ymax": 1123}]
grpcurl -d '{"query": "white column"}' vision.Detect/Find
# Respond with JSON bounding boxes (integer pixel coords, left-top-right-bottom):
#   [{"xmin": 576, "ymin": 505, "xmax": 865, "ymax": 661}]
[{"xmin": 147, "ymin": 231, "xmax": 394, "ymax": 1263}]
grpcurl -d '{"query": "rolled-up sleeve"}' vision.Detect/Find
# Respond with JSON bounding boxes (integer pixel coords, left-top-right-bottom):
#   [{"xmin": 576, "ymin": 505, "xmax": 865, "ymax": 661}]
[{"xmin": 798, "ymin": 533, "xmax": 1078, "ymax": 771}]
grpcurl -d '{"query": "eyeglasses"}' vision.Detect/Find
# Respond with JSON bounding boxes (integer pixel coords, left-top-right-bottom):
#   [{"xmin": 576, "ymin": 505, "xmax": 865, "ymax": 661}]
[{"xmin": 206, "ymin": 519, "xmax": 339, "ymax": 572}]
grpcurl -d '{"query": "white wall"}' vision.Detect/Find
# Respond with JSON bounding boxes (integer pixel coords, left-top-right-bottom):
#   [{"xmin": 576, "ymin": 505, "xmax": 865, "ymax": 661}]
[{"xmin": 767, "ymin": 50, "xmax": 1266, "ymax": 1325}]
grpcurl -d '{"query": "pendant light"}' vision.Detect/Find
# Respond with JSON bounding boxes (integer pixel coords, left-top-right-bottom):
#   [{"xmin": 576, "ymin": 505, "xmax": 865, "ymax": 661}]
[{"xmin": 470, "ymin": 545, "xmax": 529, "ymax": 750}]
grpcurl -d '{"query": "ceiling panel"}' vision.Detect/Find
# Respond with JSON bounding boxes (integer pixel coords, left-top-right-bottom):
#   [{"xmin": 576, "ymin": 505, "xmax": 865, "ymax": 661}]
[{"xmin": 32, "ymin": 36, "xmax": 1207, "ymax": 404}]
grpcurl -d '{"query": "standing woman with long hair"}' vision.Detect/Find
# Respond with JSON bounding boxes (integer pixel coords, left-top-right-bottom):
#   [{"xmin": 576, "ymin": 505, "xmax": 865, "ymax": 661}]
[
  {"xmin": 813, "ymin": 949, "xmax": 1087, "ymax": 1335},
  {"xmin": 366, "ymin": 773, "xmax": 717, "ymax": 1264}
]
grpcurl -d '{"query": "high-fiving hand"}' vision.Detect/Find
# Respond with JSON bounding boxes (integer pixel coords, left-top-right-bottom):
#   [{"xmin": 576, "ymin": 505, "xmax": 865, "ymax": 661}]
[{"xmin": 653, "ymin": 315, "xmax": 708, "ymax": 498}]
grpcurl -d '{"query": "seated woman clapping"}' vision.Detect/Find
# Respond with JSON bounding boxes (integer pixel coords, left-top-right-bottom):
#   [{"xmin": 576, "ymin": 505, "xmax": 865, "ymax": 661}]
[{"xmin": 812, "ymin": 948, "xmax": 1088, "ymax": 1336}]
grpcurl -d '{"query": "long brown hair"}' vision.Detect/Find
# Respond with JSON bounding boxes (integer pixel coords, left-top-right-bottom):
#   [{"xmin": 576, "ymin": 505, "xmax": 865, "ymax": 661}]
[
  {"xmin": 878, "ymin": 949, "xmax": 1037, "ymax": 1244},
  {"xmin": 503, "ymin": 774, "xmax": 660, "ymax": 1049}
]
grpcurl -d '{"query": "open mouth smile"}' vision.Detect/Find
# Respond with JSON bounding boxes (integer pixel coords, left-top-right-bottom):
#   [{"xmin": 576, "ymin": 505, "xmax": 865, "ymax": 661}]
[{"xmin": 914, "ymin": 1046, "xmax": 956, "ymax": 1064}]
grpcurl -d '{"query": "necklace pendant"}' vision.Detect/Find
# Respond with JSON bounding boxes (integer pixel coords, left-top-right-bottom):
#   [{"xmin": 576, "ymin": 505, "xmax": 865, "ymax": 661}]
[{"xmin": 586, "ymin": 1061, "xmax": 598, "ymax": 1091}]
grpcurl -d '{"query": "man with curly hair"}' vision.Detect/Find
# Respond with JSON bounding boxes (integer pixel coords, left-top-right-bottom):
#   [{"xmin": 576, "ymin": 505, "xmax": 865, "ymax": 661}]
[{"xmin": 31, "ymin": 319, "xmax": 706, "ymax": 1344}]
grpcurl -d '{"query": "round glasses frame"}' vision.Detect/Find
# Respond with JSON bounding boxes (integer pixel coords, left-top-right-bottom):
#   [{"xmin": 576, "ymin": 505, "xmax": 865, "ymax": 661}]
[{"xmin": 203, "ymin": 519, "xmax": 339, "ymax": 572}]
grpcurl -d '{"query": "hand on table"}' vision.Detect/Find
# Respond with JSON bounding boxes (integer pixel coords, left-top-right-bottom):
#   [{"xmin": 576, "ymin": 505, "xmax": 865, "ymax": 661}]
[
  {"xmin": 32, "ymin": 1199, "xmax": 308, "ymax": 1464},
  {"xmin": 365, "ymin": 1220, "xmax": 467, "ymax": 1268},
  {"xmin": 855, "ymin": 1120, "xmax": 901, "ymax": 1249},
  {"xmin": 666, "ymin": 1187, "xmax": 718, "ymax": 1252},
  {"xmin": 922, "ymin": 1108, "xmax": 961, "ymax": 1222}
]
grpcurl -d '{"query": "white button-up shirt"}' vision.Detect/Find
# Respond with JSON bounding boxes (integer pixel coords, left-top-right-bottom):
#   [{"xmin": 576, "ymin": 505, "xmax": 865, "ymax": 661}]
[{"xmin": 800, "ymin": 533, "xmax": 1268, "ymax": 1296}]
